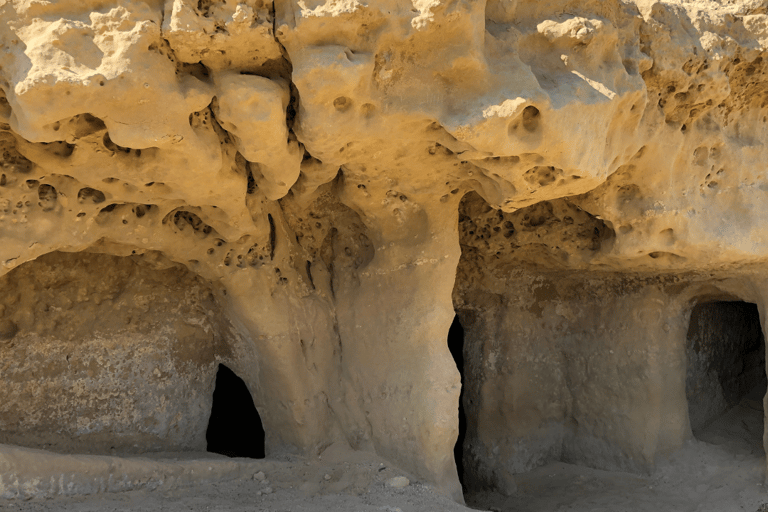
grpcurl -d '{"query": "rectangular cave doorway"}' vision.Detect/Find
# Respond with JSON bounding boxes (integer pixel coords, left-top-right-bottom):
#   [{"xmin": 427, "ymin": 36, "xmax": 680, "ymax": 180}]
[
  {"xmin": 686, "ymin": 301, "xmax": 766, "ymax": 453},
  {"xmin": 206, "ymin": 364, "xmax": 266, "ymax": 459},
  {"xmin": 447, "ymin": 314, "xmax": 468, "ymax": 493}
]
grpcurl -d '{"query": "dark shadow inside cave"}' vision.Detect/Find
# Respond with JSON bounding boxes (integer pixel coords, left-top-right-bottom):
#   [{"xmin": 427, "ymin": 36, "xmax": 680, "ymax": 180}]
[
  {"xmin": 686, "ymin": 301, "xmax": 766, "ymax": 452},
  {"xmin": 448, "ymin": 314, "xmax": 467, "ymax": 492},
  {"xmin": 206, "ymin": 364, "xmax": 265, "ymax": 459}
]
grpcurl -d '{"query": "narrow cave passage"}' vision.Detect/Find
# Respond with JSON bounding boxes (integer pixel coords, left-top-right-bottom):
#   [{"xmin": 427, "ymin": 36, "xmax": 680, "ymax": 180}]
[
  {"xmin": 686, "ymin": 301, "xmax": 766, "ymax": 452},
  {"xmin": 206, "ymin": 364, "xmax": 265, "ymax": 459},
  {"xmin": 447, "ymin": 314, "xmax": 467, "ymax": 491}
]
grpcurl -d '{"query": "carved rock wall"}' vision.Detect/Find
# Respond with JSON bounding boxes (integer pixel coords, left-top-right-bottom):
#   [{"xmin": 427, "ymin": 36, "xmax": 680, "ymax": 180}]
[
  {"xmin": 0, "ymin": 251, "xmax": 241, "ymax": 453},
  {"xmin": 0, "ymin": 0, "xmax": 767, "ymax": 501},
  {"xmin": 454, "ymin": 190, "xmax": 768, "ymax": 492}
]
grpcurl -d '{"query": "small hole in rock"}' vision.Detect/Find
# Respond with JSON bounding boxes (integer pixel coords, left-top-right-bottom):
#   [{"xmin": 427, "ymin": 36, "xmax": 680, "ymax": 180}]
[
  {"xmin": 522, "ymin": 106, "xmax": 540, "ymax": 132},
  {"xmin": 333, "ymin": 96, "xmax": 351, "ymax": 111}
]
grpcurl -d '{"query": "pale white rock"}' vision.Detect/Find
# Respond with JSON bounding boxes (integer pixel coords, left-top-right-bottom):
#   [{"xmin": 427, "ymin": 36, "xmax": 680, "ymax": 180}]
[{"xmin": 386, "ymin": 476, "xmax": 410, "ymax": 488}]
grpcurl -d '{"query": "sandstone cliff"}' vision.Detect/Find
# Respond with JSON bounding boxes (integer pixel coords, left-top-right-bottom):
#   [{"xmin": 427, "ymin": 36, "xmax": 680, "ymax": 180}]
[{"xmin": 1, "ymin": 0, "xmax": 767, "ymax": 502}]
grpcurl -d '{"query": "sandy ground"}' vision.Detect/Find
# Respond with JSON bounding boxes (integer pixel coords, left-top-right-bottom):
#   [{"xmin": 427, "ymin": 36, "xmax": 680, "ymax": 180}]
[
  {"xmin": 4, "ymin": 387, "xmax": 768, "ymax": 512},
  {"xmin": 0, "ymin": 443, "xmax": 469, "ymax": 512}
]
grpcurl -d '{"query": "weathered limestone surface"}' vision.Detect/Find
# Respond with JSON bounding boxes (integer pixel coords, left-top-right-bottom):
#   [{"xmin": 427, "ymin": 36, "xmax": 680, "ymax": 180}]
[
  {"xmin": 0, "ymin": 0, "xmax": 767, "ymax": 502},
  {"xmin": 0, "ymin": 251, "xmax": 238, "ymax": 454}
]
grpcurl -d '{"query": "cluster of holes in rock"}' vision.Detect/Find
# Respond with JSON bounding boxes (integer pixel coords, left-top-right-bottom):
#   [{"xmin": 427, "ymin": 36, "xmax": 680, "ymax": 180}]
[
  {"xmin": 331, "ymin": 96, "xmax": 376, "ymax": 119},
  {"xmin": 78, "ymin": 201, "xmax": 269, "ymax": 272},
  {"xmin": 190, "ymin": 110, "xmax": 211, "ymax": 130},
  {"xmin": 702, "ymin": 168, "xmax": 724, "ymax": 191},
  {"xmin": 167, "ymin": 210, "xmax": 213, "ymax": 236},
  {"xmin": 655, "ymin": 69, "xmax": 718, "ymax": 131},
  {"xmin": 459, "ymin": 194, "xmax": 614, "ymax": 260},
  {"xmin": 206, "ymin": 364, "xmax": 265, "ymax": 459},
  {"xmin": 207, "ymin": 215, "xmax": 273, "ymax": 270},
  {"xmin": 292, "ymin": 211, "xmax": 328, "ymax": 254},
  {"xmin": 719, "ymin": 55, "xmax": 768, "ymax": 122},
  {"xmin": 385, "ymin": 189, "xmax": 408, "ymax": 203},
  {"xmin": 686, "ymin": 301, "xmax": 766, "ymax": 450},
  {"xmin": 523, "ymin": 165, "xmax": 564, "ymax": 187}
]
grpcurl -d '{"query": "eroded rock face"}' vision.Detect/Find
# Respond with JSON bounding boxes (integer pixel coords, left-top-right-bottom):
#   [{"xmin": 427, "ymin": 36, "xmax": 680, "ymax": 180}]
[
  {"xmin": 0, "ymin": 0, "xmax": 767, "ymax": 501},
  {"xmin": 0, "ymin": 251, "xmax": 237, "ymax": 454}
]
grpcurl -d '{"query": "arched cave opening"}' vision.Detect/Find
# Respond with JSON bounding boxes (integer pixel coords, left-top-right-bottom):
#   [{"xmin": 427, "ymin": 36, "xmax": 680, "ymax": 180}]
[
  {"xmin": 686, "ymin": 301, "xmax": 766, "ymax": 451},
  {"xmin": 206, "ymin": 364, "xmax": 265, "ymax": 459},
  {"xmin": 447, "ymin": 314, "xmax": 468, "ymax": 491}
]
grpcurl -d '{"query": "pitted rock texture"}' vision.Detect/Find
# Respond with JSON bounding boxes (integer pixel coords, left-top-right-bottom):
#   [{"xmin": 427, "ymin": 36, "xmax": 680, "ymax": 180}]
[
  {"xmin": 0, "ymin": 251, "xmax": 239, "ymax": 454},
  {"xmin": 0, "ymin": 0, "xmax": 767, "ymax": 502}
]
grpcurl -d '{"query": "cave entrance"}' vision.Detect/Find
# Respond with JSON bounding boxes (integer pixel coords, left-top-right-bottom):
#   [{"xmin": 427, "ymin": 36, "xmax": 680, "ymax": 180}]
[
  {"xmin": 686, "ymin": 301, "xmax": 766, "ymax": 452},
  {"xmin": 206, "ymin": 364, "xmax": 265, "ymax": 458},
  {"xmin": 447, "ymin": 314, "xmax": 467, "ymax": 492}
]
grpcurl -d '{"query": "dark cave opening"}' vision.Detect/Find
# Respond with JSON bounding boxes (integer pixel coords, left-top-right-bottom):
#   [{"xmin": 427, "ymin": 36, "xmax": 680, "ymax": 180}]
[
  {"xmin": 447, "ymin": 314, "xmax": 467, "ymax": 491},
  {"xmin": 686, "ymin": 301, "xmax": 766, "ymax": 450},
  {"xmin": 206, "ymin": 364, "xmax": 265, "ymax": 459}
]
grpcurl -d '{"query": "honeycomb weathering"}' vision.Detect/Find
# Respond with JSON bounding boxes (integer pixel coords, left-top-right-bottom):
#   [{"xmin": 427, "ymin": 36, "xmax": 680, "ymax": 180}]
[{"xmin": 1, "ymin": 0, "xmax": 768, "ymax": 505}]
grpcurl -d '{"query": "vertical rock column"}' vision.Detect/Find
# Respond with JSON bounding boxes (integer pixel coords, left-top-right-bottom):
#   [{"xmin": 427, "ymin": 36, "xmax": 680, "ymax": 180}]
[
  {"xmin": 216, "ymin": 205, "xmax": 344, "ymax": 458},
  {"xmin": 334, "ymin": 182, "xmax": 464, "ymax": 500}
]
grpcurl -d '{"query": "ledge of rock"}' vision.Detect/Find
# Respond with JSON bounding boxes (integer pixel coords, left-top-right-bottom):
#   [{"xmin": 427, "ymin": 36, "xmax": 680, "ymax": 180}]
[{"xmin": 0, "ymin": 0, "xmax": 767, "ymax": 505}]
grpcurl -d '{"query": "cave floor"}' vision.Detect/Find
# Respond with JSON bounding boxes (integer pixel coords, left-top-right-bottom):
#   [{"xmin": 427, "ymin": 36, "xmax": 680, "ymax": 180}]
[
  {"xmin": 5, "ymin": 393, "xmax": 768, "ymax": 512},
  {"xmin": 469, "ymin": 384, "xmax": 768, "ymax": 512},
  {"xmin": 1, "ymin": 443, "xmax": 469, "ymax": 512}
]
